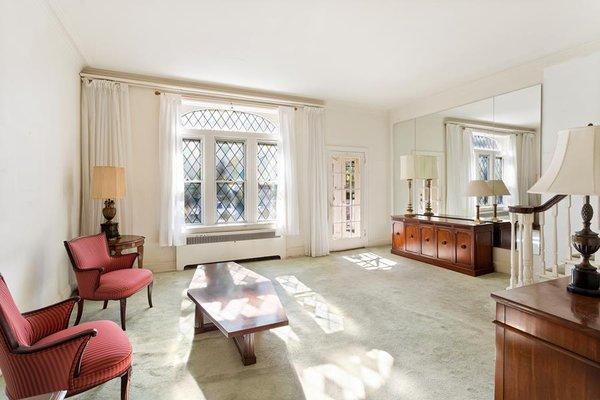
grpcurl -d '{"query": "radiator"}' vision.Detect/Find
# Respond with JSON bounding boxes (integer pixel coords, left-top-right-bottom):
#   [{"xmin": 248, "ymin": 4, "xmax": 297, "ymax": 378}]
[{"xmin": 176, "ymin": 230, "xmax": 285, "ymax": 270}]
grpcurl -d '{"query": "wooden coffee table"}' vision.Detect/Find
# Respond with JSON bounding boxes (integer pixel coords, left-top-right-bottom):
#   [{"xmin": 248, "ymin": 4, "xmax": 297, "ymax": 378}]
[{"xmin": 187, "ymin": 262, "xmax": 289, "ymax": 365}]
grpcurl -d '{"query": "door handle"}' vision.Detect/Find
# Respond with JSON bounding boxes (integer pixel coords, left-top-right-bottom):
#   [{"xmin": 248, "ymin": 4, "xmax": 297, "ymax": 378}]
[
  {"xmin": 460, "ymin": 244, "xmax": 467, "ymax": 249},
  {"xmin": 441, "ymin": 240, "xmax": 447, "ymax": 245}
]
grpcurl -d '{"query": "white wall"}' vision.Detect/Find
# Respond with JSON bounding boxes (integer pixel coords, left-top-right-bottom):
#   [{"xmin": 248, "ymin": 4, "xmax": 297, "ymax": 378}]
[
  {"xmin": 127, "ymin": 89, "xmax": 390, "ymax": 269},
  {"xmin": 0, "ymin": 0, "xmax": 84, "ymax": 310}
]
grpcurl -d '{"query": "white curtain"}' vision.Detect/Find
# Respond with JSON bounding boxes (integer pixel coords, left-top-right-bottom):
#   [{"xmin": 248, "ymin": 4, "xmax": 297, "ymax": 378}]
[
  {"xmin": 299, "ymin": 107, "xmax": 329, "ymax": 257},
  {"xmin": 81, "ymin": 79, "xmax": 133, "ymax": 236},
  {"xmin": 277, "ymin": 106, "xmax": 300, "ymax": 235},
  {"xmin": 506, "ymin": 132, "xmax": 537, "ymax": 206},
  {"xmin": 158, "ymin": 93, "xmax": 185, "ymax": 247},
  {"xmin": 445, "ymin": 124, "xmax": 475, "ymax": 217}
]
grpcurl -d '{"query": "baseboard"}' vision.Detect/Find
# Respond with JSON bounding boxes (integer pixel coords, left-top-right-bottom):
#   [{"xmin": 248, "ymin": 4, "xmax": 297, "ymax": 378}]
[
  {"xmin": 145, "ymin": 260, "xmax": 176, "ymax": 272},
  {"xmin": 367, "ymin": 238, "xmax": 391, "ymax": 247}
]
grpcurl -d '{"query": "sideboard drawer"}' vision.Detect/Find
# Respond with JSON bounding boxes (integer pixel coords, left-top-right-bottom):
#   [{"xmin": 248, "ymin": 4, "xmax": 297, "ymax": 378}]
[
  {"xmin": 436, "ymin": 228, "xmax": 454, "ymax": 262},
  {"xmin": 420, "ymin": 226, "xmax": 436, "ymax": 257},
  {"xmin": 456, "ymin": 230, "xmax": 473, "ymax": 265},
  {"xmin": 405, "ymin": 224, "xmax": 420, "ymax": 253},
  {"xmin": 392, "ymin": 222, "xmax": 404, "ymax": 251}
]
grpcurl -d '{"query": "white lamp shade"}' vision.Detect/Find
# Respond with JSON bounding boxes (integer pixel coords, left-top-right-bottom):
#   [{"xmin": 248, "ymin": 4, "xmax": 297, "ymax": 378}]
[
  {"xmin": 466, "ymin": 180, "xmax": 493, "ymax": 197},
  {"xmin": 399, "ymin": 155, "xmax": 415, "ymax": 180},
  {"xmin": 487, "ymin": 180, "xmax": 511, "ymax": 196},
  {"xmin": 529, "ymin": 125, "xmax": 600, "ymax": 195},
  {"xmin": 414, "ymin": 155, "xmax": 438, "ymax": 179}
]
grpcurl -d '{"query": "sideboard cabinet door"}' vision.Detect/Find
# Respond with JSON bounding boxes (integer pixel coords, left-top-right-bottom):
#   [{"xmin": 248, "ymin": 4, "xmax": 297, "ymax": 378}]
[
  {"xmin": 405, "ymin": 224, "xmax": 421, "ymax": 254},
  {"xmin": 436, "ymin": 228, "xmax": 455, "ymax": 262},
  {"xmin": 456, "ymin": 230, "xmax": 473, "ymax": 265},
  {"xmin": 392, "ymin": 222, "xmax": 404, "ymax": 251}
]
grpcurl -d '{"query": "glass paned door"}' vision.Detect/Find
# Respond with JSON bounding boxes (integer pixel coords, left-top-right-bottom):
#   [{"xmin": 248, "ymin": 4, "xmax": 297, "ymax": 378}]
[{"xmin": 329, "ymin": 151, "xmax": 366, "ymax": 251}]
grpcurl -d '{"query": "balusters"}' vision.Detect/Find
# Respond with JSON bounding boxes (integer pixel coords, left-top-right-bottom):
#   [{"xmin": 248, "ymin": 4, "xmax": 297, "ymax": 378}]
[
  {"xmin": 509, "ymin": 212, "xmax": 518, "ymax": 289},
  {"xmin": 551, "ymin": 204, "xmax": 559, "ymax": 277},
  {"xmin": 521, "ymin": 213, "xmax": 534, "ymax": 285},
  {"xmin": 538, "ymin": 212, "xmax": 546, "ymax": 276},
  {"xmin": 518, "ymin": 216, "xmax": 524, "ymax": 286}
]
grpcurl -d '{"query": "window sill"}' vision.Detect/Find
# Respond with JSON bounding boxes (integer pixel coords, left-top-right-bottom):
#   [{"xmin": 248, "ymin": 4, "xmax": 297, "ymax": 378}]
[{"xmin": 183, "ymin": 221, "xmax": 277, "ymax": 235}]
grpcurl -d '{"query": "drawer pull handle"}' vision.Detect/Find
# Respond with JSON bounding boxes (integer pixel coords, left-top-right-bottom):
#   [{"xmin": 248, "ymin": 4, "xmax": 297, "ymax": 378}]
[
  {"xmin": 460, "ymin": 244, "xmax": 467, "ymax": 249},
  {"xmin": 409, "ymin": 235, "xmax": 414, "ymax": 238},
  {"xmin": 425, "ymin": 238, "xmax": 430, "ymax": 242},
  {"xmin": 441, "ymin": 240, "xmax": 447, "ymax": 245}
]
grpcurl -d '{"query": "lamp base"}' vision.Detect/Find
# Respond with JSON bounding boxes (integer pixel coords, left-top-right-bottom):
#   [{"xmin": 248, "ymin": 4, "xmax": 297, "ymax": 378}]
[{"xmin": 101, "ymin": 221, "xmax": 120, "ymax": 240}]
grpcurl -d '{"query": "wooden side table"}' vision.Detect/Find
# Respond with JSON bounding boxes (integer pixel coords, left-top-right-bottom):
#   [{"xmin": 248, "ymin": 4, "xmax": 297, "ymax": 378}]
[{"xmin": 108, "ymin": 235, "xmax": 145, "ymax": 268}]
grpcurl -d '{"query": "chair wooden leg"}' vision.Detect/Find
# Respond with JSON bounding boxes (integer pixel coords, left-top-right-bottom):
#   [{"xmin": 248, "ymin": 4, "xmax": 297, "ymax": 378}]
[
  {"xmin": 120, "ymin": 298, "xmax": 127, "ymax": 331},
  {"xmin": 147, "ymin": 282, "xmax": 153, "ymax": 308},
  {"xmin": 121, "ymin": 367, "xmax": 131, "ymax": 400},
  {"xmin": 75, "ymin": 299, "xmax": 84, "ymax": 325},
  {"xmin": 103, "ymin": 300, "xmax": 109, "ymax": 309}
]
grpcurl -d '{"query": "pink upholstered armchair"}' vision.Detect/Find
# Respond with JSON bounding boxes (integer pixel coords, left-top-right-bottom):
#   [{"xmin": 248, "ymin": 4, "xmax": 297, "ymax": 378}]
[
  {"xmin": 64, "ymin": 233, "xmax": 154, "ymax": 330},
  {"xmin": 0, "ymin": 274, "xmax": 132, "ymax": 399}
]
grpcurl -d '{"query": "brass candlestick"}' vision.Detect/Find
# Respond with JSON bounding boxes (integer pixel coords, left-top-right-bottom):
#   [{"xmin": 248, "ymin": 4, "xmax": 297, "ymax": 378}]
[
  {"xmin": 405, "ymin": 179, "xmax": 415, "ymax": 217},
  {"xmin": 423, "ymin": 178, "xmax": 434, "ymax": 217}
]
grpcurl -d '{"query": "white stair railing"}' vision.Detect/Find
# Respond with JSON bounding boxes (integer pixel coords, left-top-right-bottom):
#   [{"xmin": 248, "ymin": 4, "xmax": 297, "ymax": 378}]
[{"xmin": 508, "ymin": 195, "xmax": 568, "ymax": 289}]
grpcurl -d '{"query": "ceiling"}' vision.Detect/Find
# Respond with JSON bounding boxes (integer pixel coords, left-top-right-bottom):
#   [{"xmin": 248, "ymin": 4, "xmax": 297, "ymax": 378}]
[{"xmin": 50, "ymin": 0, "xmax": 600, "ymax": 109}]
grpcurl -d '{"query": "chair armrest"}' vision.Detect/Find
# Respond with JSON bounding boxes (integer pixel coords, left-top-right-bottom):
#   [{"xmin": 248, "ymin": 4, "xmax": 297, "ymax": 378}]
[
  {"xmin": 23, "ymin": 297, "xmax": 80, "ymax": 342},
  {"xmin": 106, "ymin": 253, "xmax": 139, "ymax": 272},
  {"xmin": 73, "ymin": 267, "xmax": 104, "ymax": 298},
  {"xmin": 8, "ymin": 328, "xmax": 97, "ymax": 394}
]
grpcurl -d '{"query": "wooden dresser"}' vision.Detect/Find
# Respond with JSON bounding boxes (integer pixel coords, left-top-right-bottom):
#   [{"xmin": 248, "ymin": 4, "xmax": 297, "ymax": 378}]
[
  {"xmin": 492, "ymin": 278, "xmax": 600, "ymax": 399},
  {"xmin": 391, "ymin": 215, "xmax": 494, "ymax": 276}
]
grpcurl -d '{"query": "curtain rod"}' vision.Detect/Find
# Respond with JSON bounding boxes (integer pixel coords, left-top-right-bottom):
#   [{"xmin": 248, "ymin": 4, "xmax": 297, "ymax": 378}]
[
  {"xmin": 80, "ymin": 72, "xmax": 324, "ymax": 109},
  {"xmin": 444, "ymin": 118, "xmax": 536, "ymax": 134}
]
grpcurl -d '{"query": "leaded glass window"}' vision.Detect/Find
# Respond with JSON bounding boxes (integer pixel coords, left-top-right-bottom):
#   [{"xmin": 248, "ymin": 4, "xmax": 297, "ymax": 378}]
[
  {"xmin": 494, "ymin": 157, "xmax": 504, "ymax": 204},
  {"xmin": 183, "ymin": 139, "xmax": 203, "ymax": 223},
  {"xmin": 257, "ymin": 143, "xmax": 278, "ymax": 221},
  {"xmin": 476, "ymin": 154, "xmax": 490, "ymax": 205},
  {"xmin": 215, "ymin": 140, "xmax": 245, "ymax": 223},
  {"xmin": 181, "ymin": 109, "xmax": 276, "ymax": 134},
  {"xmin": 472, "ymin": 134, "xmax": 499, "ymax": 150}
]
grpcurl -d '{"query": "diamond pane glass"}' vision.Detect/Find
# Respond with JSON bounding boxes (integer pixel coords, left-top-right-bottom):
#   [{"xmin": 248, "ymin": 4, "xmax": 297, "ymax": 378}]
[
  {"xmin": 258, "ymin": 183, "xmax": 277, "ymax": 221},
  {"xmin": 216, "ymin": 141, "xmax": 245, "ymax": 181},
  {"xmin": 495, "ymin": 157, "xmax": 504, "ymax": 204},
  {"xmin": 183, "ymin": 139, "xmax": 202, "ymax": 181},
  {"xmin": 181, "ymin": 109, "xmax": 276, "ymax": 134},
  {"xmin": 257, "ymin": 143, "xmax": 278, "ymax": 182},
  {"xmin": 184, "ymin": 183, "xmax": 202, "ymax": 224},
  {"xmin": 472, "ymin": 134, "xmax": 499, "ymax": 150},
  {"xmin": 477, "ymin": 154, "xmax": 490, "ymax": 205},
  {"xmin": 257, "ymin": 143, "xmax": 278, "ymax": 221},
  {"xmin": 216, "ymin": 182, "xmax": 245, "ymax": 223}
]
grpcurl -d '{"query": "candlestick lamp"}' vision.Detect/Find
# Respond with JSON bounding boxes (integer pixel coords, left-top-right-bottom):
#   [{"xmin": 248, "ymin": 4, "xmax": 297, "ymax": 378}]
[
  {"xmin": 399, "ymin": 155, "xmax": 416, "ymax": 217},
  {"xmin": 487, "ymin": 180, "xmax": 511, "ymax": 222},
  {"xmin": 415, "ymin": 155, "xmax": 438, "ymax": 217},
  {"xmin": 466, "ymin": 180, "xmax": 493, "ymax": 223},
  {"xmin": 92, "ymin": 166, "xmax": 126, "ymax": 239}
]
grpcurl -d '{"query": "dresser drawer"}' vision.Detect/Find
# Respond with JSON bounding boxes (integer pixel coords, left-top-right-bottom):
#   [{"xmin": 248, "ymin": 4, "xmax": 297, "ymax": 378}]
[
  {"xmin": 456, "ymin": 230, "xmax": 473, "ymax": 265},
  {"xmin": 405, "ymin": 224, "xmax": 420, "ymax": 253},
  {"xmin": 420, "ymin": 226, "xmax": 436, "ymax": 257},
  {"xmin": 436, "ymin": 228, "xmax": 454, "ymax": 262},
  {"xmin": 392, "ymin": 222, "xmax": 404, "ymax": 251}
]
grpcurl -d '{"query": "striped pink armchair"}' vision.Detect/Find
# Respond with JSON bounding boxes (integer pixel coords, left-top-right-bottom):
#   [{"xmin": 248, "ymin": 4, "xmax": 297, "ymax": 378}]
[
  {"xmin": 0, "ymin": 274, "xmax": 132, "ymax": 399},
  {"xmin": 64, "ymin": 233, "xmax": 154, "ymax": 330}
]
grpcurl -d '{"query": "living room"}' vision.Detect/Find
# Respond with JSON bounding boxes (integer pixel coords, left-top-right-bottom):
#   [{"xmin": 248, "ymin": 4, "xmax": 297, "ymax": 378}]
[{"xmin": 1, "ymin": 1, "xmax": 600, "ymax": 399}]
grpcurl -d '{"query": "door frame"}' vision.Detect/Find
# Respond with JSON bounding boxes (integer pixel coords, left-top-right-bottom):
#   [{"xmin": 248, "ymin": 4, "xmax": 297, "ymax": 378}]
[{"xmin": 326, "ymin": 146, "xmax": 368, "ymax": 251}]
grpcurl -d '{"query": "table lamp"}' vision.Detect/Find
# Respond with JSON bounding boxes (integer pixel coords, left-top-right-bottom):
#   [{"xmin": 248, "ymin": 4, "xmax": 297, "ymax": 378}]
[
  {"xmin": 529, "ymin": 124, "xmax": 600, "ymax": 297},
  {"xmin": 487, "ymin": 180, "xmax": 511, "ymax": 222},
  {"xmin": 415, "ymin": 155, "xmax": 438, "ymax": 217},
  {"xmin": 466, "ymin": 180, "xmax": 493, "ymax": 223},
  {"xmin": 399, "ymin": 155, "xmax": 416, "ymax": 216},
  {"xmin": 92, "ymin": 166, "xmax": 126, "ymax": 239}
]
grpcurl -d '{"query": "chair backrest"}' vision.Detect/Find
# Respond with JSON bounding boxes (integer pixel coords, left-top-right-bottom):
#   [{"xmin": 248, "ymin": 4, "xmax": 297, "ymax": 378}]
[
  {"xmin": 0, "ymin": 275, "xmax": 33, "ymax": 349},
  {"xmin": 65, "ymin": 233, "xmax": 111, "ymax": 270}
]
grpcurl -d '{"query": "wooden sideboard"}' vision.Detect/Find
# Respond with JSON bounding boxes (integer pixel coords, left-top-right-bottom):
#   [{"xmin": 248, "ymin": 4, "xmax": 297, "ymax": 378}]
[
  {"xmin": 492, "ymin": 278, "xmax": 600, "ymax": 399},
  {"xmin": 391, "ymin": 215, "xmax": 494, "ymax": 276}
]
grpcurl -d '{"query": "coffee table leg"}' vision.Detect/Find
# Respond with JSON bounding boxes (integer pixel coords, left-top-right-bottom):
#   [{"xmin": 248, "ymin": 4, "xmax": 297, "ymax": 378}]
[
  {"xmin": 233, "ymin": 333, "xmax": 256, "ymax": 366},
  {"xmin": 194, "ymin": 305, "xmax": 217, "ymax": 334}
]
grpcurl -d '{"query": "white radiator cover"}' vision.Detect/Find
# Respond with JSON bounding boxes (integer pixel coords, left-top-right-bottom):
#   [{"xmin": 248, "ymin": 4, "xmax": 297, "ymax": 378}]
[{"xmin": 175, "ymin": 236, "xmax": 286, "ymax": 270}]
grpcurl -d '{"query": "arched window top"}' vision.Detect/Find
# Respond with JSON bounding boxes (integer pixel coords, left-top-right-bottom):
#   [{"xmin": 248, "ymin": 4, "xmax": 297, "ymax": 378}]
[
  {"xmin": 181, "ymin": 109, "xmax": 277, "ymax": 134},
  {"xmin": 472, "ymin": 134, "xmax": 499, "ymax": 151}
]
